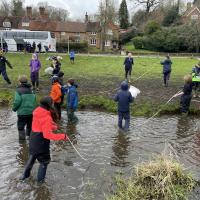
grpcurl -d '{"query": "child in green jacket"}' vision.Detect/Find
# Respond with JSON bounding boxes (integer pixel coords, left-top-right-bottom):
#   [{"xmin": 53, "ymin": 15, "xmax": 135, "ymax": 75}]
[{"xmin": 12, "ymin": 75, "xmax": 37, "ymax": 142}]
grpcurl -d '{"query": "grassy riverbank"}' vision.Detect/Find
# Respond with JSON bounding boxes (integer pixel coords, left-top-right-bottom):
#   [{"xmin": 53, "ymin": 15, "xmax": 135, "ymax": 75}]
[
  {"xmin": 107, "ymin": 155, "xmax": 196, "ymax": 200},
  {"xmin": 0, "ymin": 53, "xmax": 200, "ymax": 116}
]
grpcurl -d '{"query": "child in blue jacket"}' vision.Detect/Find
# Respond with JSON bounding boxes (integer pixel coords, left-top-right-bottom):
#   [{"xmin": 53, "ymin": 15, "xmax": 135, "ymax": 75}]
[
  {"xmin": 66, "ymin": 79, "xmax": 78, "ymax": 123},
  {"xmin": 114, "ymin": 81, "xmax": 133, "ymax": 131}
]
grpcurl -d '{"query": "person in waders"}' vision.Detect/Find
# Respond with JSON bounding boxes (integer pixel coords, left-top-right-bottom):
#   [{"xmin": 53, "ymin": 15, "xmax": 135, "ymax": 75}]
[
  {"xmin": 192, "ymin": 61, "xmax": 200, "ymax": 98},
  {"xmin": 0, "ymin": 48, "xmax": 13, "ymax": 84},
  {"xmin": 12, "ymin": 75, "xmax": 36, "ymax": 142},
  {"xmin": 114, "ymin": 81, "xmax": 133, "ymax": 131},
  {"xmin": 20, "ymin": 96, "xmax": 69, "ymax": 183},
  {"xmin": 160, "ymin": 55, "xmax": 172, "ymax": 87},
  {"xmin": 173, "ymin": 75, "xmax": 193, "ymax": 115},
  {"xmin": 123, "ymin": 53, "xmax": 134, "ymax": 83}
]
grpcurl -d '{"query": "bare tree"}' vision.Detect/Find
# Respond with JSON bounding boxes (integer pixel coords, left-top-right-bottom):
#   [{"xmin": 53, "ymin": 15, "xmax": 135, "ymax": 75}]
[
  {"xmin": 0, "ymin": 0, "xmax": 11, "ymax": 16},
  {"xmin": 97, "ymin": 0, "xmax": 117, "ymax": 51},
  {"xmin": 132, "ymin": 0, "xmax": 161, "ymax": 14}
]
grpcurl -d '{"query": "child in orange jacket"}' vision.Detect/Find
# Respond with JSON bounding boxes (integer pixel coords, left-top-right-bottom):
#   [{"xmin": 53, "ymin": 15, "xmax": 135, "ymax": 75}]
[{"xmin": 50, "ymin": 76, "xmax": 62, "ymax": 120}]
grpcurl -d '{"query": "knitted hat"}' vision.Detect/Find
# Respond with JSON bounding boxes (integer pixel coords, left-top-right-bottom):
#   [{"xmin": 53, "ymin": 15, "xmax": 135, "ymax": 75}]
[{"xmin": 18, "ymin": 75, "xmax": 28, "ymax": 83}]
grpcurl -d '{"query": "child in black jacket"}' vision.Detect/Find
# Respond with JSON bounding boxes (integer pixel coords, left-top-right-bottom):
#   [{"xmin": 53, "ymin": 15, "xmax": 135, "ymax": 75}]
[{"xmin": 0, "ymin": 49, "xmax": 13, "ymax": 84}]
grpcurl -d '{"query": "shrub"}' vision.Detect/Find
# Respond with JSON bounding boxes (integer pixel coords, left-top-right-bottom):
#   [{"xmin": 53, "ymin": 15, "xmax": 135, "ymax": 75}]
[
  {"xmin": 132, "ymin": 36, "xmax": 143, "ymax": 49},
  {"xmin": 57, "ymin": 42, "xmax": 88, "ymax": 53},
  {"xmin": 144, "ymin": 20, "xmax": 161, "ymax": 35}
]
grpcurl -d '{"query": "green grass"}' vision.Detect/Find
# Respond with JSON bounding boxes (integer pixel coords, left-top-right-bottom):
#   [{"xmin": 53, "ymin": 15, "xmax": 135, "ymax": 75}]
[{"xmin": 1, "ymin": 53, "xmax": 199, "ymax": 115}]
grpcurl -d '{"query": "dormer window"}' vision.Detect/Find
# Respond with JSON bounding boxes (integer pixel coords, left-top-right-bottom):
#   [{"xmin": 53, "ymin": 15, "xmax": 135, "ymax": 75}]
[
  {"xmin": 191, "ymin": 14, "xmax": 198, "ymax": 20},
  {"xmin": 3, "ymin": 21, "xmax": 11, "ymax": 28}
]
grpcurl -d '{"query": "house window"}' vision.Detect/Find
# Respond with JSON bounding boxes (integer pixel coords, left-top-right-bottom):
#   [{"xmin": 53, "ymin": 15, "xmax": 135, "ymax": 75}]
[
  {"xmin": 91, "ymin": 32, "xmax": 96, "ymax": 35},
  {"xmin": 75, "ymin": 32, "xmax": 80, "ymax": 37},
  {"xmin": 3, "ymin": 21, "xmax": 11, "ymax": 28},
  {"xmin": 191, "ymin": 14, "xmax": 198, "ymax": 20},
  {"xmin": 61, "ymin": 32, "xmax": 66, "ymax": 36},
  {"xmin": 105, "ymin": 40, "xmax": 111, "ymax": 46},
  {"xmin": 90, "ymin": 39, "xmax": 96, "ymax": 45},
  {"xmin": 107, "ymin": 29, "xmax": 113, "ymax": 35},
  {"xmin": 22, "ymin": 22, "xmax": 29, "ymax": 27}
]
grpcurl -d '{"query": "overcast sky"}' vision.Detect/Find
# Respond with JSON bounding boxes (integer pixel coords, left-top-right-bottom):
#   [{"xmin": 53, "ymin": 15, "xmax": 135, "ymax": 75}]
[
  {"xmin": 23, "ymin": 0, "xmax": 133, "ymax": 19},
  {"xmin": 6, "ymin": 0, "xmax": 193, "ymax": 19}
]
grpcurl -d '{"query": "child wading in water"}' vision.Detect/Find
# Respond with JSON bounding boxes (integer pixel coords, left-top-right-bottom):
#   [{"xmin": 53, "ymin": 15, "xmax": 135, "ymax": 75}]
[
  {"xmin": 29, "ymin": 53, "xmax": 41, "ymax": 91},
  {"xmin": 160, "ymin": 55, "xmax": 172, "ymax": 87},
  {"xmin": 173, "ymin": 75, "xmax": 193, "ymax": 114},
  {"xmin": 114, "ymin": 81, "xmax": 133, "ymax": 131},
  {"xmin": 12, "ymin": 75, "xmax": 36, "ymax": 142},
  {"xmin": 65, "ymin": 79, "xmax": 78, "ymax": 124},
  {"xmin": 50, "ymin": 76, "xmax": 62, "ymax": 120},
  {"xmin": 20, "ymin": 96, "xmax": 69, "ymax": 183}
]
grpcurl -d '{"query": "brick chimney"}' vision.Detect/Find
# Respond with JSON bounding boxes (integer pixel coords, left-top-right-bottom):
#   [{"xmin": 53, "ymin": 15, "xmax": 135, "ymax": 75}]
[
  {"xmin": 187, "ymin": 2, "xmax": 192, "ymax": 10},
  {"xmin": 39, "ymin": 7, "xmax": 48, "ymax": 20},
  {"xmin": 85, "ymin": 12, "xmax": 89, "ymax": 23},
  {"xmin": 39, "ymin": 7, "xmax": 45, "ymax": 16},
  {"xmin": 26, "ymin": 7, "xmax": 32, "ymax": 18}
]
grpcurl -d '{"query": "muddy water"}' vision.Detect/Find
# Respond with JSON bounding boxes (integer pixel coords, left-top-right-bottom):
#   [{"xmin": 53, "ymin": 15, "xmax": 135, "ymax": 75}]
[{"xmin": 0, "ymin": 110, "xmax": 200, "ymax": 200}]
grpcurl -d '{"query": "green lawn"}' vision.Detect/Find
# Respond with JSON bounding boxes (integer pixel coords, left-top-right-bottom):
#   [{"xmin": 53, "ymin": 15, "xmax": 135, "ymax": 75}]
[{"xmin": 0, "ymin": 53, "xmax": 199, "ymax": 116}]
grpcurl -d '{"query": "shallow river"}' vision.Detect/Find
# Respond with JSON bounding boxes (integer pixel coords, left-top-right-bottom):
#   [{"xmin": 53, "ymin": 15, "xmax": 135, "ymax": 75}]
[{"xmin": 0, "ymin": 109, "xmax": 200, "ymax": 200}]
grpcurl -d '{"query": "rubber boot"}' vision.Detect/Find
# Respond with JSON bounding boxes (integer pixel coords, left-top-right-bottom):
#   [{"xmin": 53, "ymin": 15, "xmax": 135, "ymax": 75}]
[
  {"xmin": 19, "ymin": 130, "xmax": 26, "ymax": 141},
  {"xmin": 37, "ymin": 163, "xmax": 48, "ymax": 183},
  {"xmin": 20, "ymin": 155, "xmax": 35, "ymax": 180}
]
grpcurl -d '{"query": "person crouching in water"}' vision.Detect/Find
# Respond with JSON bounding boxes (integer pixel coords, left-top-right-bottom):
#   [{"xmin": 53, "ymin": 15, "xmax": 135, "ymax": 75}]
[
  {"xmin": 160, "ymin": 55, "xmax": 172, "ymax": 87},
  {"xmin": 173, "ymin": 75, "xmax": 193, "ymax": 114},
  {"xmin": 0, "ymin": 48, "xmax": 13, "ymax": 84},
  {"xmin": 50, "ymin": 76, "xmax": 62, "ymax": 120},
  {"xmin": 12, "ymin": 75, "xmax": 36, "ymax": 142},
  {"xmin": 20, "ymin": 96, "xmax": 69, "ymax": 183},
  {"xmin": 114, "ymin": 81, "xmax": 133, "ymax": 131},
  {"xmin": 66, "ymin": 79, "xmax": 78, "ymax": 124},
  {"xmin": 29, "ymin": 53, "xmax": 41, "ymax": 91}
]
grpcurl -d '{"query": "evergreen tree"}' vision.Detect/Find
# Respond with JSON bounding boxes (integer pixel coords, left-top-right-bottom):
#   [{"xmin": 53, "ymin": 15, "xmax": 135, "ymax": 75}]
[
  {"xmin": 119, "ymin": 0, "xmax": 129, "ymax": 29},
  {"xmin": 11, "ymin": 0, "xmax": 24, "ymax": 17}
]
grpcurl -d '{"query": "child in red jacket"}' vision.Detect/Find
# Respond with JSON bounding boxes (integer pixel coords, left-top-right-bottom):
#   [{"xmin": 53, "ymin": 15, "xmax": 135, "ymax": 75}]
[{"xmin": 20, "ymin": 96, "xmax": 68, "ymax": 183}]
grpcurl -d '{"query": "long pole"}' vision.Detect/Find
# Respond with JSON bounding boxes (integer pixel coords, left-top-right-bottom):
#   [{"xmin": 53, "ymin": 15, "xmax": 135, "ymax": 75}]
[
  {"xmin": 0, "ymin": 31, "xmax": 3, "ymax": 50},
  {"xmin": 68, "ymin": 35, "xmax": 69, "ymax": 54}
]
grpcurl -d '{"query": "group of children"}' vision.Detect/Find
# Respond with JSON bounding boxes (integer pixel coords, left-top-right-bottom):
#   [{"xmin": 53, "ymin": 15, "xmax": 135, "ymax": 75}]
[
  {"xmin": 0, "ymin": 48, "xmax": 200, "ymax": 182},
  {"xmin": 9, "ymin": 51, "xmax": 78, "ymax": 183}
]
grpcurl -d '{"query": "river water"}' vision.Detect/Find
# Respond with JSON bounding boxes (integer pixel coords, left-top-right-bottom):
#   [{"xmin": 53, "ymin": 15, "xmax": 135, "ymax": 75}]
[{"xmin": 0, "ymin": 109, "xmax": 200, "ymax": 200}]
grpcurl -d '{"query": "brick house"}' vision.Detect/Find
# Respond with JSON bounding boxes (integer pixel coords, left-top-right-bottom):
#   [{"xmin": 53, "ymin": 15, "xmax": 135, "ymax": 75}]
[
  {"xmin": 0, "ymin": 16, "xmax": 19, "ymax": 30},
  {"xmin": 18, "ymin": 7, "xmax": 121, "ymax": 49},
  {"xmin": 182, "ymin": 3, "xmax": 200, "ymax": 23}
]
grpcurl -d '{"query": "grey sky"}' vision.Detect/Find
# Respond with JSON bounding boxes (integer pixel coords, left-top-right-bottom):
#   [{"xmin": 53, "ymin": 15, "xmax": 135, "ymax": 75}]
[{"xmin": 23, "ymin": 0, "xmax": 134, "ymax": 19}]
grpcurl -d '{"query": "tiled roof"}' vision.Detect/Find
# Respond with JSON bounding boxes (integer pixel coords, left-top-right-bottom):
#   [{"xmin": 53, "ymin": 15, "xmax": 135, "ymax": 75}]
[
  {"xmin": 29, "ymin": 20, "xmax": 87, "ymax": 33},
  {"xmin": 86, "ymin": 22, "xmax": 101, "ymax": 32}
]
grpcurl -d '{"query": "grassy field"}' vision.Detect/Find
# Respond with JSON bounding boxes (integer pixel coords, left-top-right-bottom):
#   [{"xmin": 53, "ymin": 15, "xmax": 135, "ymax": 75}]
[{"xmin": 0, "ymin": 53, "xmax": 199, "ymax": 116}]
